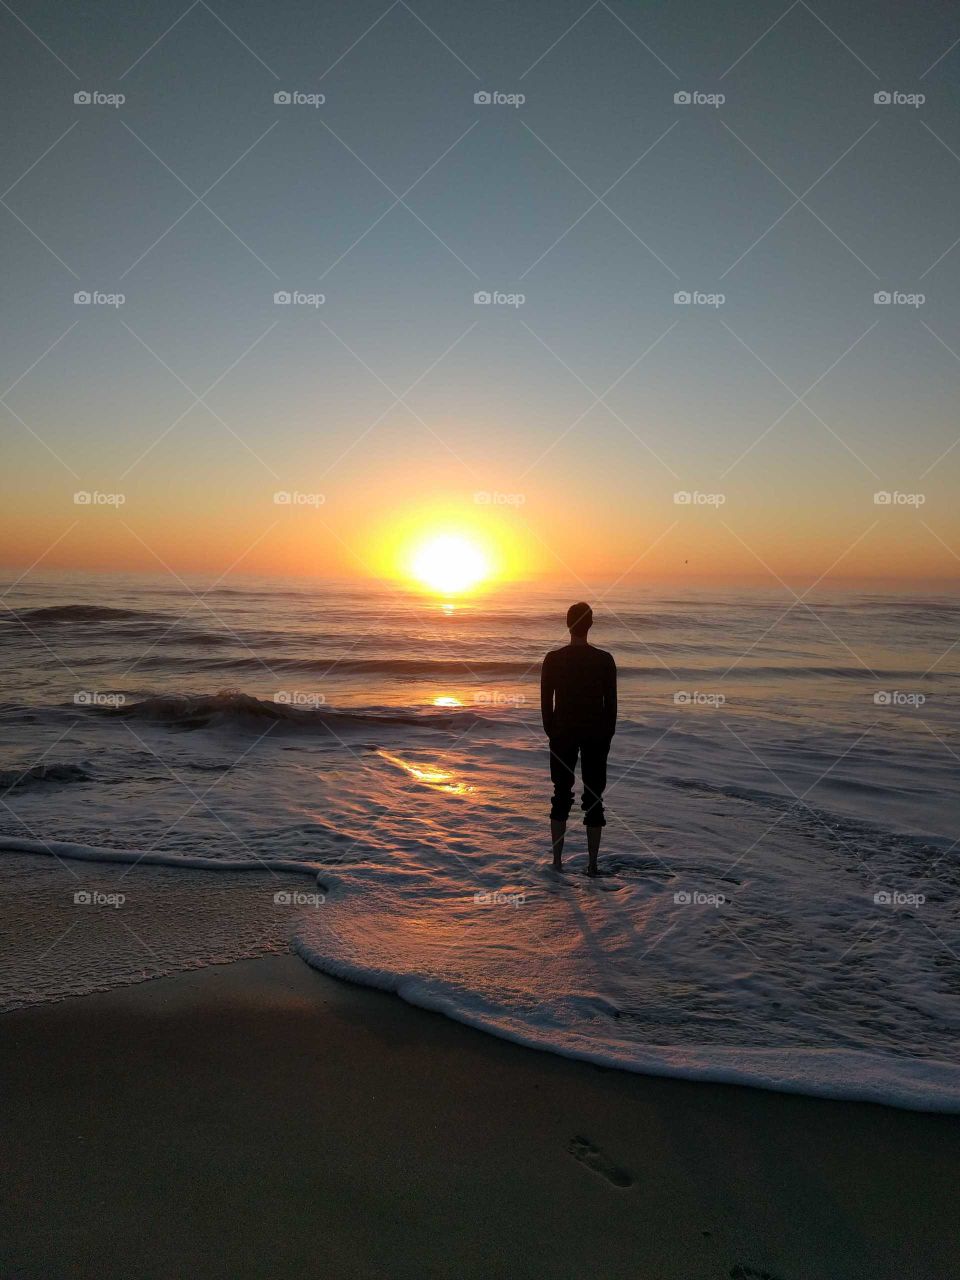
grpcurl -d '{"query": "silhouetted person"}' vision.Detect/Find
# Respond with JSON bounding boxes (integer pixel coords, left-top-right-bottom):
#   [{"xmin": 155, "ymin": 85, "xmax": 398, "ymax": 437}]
[{"xmin": 540, "ymin": 603, "xmax": 617, "ymax": 876}]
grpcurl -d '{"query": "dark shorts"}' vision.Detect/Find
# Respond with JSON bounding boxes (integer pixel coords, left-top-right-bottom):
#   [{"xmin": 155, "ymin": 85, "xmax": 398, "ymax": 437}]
[{"xmin": 549, "ymin": 734, "xmax": 611, "ymax": 827}]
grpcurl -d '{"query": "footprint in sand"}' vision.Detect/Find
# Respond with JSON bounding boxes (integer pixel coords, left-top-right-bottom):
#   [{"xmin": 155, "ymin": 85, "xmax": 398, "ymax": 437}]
[{"xmin": 566, "ymin": 1135, "xmax": 633, "ymax": 1188}]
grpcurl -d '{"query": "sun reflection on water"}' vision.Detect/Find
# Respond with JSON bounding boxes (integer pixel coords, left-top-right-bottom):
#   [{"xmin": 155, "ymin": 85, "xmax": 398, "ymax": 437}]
[{"xmin": 378, "ymin": 750, "xmax": 473, "ymax": 795}]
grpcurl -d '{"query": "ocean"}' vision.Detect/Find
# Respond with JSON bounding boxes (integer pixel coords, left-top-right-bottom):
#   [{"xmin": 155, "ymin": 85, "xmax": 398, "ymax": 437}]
[{"xmin": 1, "ymin": 573, "xmax": 958, "ymax": 1110}]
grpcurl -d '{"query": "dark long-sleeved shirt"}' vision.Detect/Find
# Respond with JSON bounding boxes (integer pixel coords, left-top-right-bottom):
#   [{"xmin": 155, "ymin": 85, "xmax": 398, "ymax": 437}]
[{"xmin": 540, "ymin": 644, "xmax": 617, "ymax": 740}]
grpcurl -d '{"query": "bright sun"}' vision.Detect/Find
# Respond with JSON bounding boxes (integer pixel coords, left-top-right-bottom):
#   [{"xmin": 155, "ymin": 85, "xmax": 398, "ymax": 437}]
[{"xmin": 410, "ymin": 534, "xmax": 490, "ymax": 594}]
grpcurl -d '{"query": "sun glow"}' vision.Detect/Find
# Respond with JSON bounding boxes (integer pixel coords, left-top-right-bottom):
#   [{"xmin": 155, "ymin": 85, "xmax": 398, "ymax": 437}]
[
  {"xmin": 410, "ymin": 534, "xmax": 491, "ymax": 594},
  {"xmin": 363, "ymin": 497, "xmax": 530, "ymax": 592}
]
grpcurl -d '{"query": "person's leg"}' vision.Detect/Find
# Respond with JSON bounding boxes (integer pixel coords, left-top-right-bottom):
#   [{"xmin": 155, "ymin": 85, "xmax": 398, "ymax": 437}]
[
  {"xmin": 580, "ymin": 736, "xmax": 610, "ymax": 876},
  {"xmin": 586, "ymin": 824, "xmax": 602, "ymax": 876},
  {"xmin": 548, "ymin": 738, "xmax": 577, "ymax": 869},
  {"xmin": 550, "ymin": 819, "xmax": 566, "ymax": 867}
]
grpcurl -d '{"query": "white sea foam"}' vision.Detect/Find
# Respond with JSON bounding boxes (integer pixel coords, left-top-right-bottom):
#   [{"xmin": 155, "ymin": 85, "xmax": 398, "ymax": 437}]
[
  {"xmin": 2, "ymin": 580, "xmax": 958, "ymax": 1113},
  {"xmin": 3, "ymin": 832, "xmax": 959, "ymax": 1114}
]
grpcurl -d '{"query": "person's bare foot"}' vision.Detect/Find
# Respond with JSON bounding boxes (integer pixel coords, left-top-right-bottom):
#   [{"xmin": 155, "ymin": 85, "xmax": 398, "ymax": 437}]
[
  {"xmin": 586, "ymin": 825, "xmax": 601, "ymax": 877},
  {"xmin": 550, "ymin": 819, "xmax": 566, "ymax": 869}
]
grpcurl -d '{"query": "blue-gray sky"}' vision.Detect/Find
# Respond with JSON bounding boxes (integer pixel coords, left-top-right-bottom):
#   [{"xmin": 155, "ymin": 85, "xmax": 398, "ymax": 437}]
[{"xmin": 2, "ymin": 0, "xmax": 959, "ymax": 583}]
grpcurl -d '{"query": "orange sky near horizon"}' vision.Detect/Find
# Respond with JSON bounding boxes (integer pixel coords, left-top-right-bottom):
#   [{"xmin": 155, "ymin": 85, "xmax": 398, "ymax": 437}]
[{"xmin": 1, "ymin": 485, "xmax": 958, "ymax": 588}]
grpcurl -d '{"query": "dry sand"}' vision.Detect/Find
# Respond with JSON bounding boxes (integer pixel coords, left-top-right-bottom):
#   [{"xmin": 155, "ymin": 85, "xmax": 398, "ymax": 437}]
[{"xmin": 2, "ymin": 954, "xmax": 959, "ymax": 1279}]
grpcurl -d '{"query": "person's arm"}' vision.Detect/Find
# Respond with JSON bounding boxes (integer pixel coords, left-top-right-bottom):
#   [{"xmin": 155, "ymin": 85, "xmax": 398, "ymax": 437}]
[
  {"xmin": 540, "ymin": 654, "xmax": 555, "ymax": 738},
  {"xmin": 603, "ymin": 654, "xmax": 617, "ymax": 738}
]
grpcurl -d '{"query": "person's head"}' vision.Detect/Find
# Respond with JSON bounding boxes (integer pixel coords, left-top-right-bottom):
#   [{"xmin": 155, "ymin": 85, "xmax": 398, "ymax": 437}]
[{"xmin": 566, "ymin": 602, "xmax": 593, "ymax": 639}]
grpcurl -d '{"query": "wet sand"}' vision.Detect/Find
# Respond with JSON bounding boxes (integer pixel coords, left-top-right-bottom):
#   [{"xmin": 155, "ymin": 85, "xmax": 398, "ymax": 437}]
[{"xmin": 2, "ymin": 954, "xmax": 959, "ymax": 1279}]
